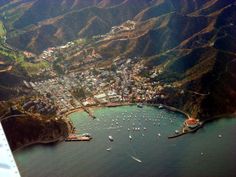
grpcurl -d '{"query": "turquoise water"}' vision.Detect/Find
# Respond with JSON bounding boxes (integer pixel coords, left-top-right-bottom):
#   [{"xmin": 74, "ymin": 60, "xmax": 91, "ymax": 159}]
[{"xmin": 14, "ymin": 106, "xmax": 236, "ymax": 177}]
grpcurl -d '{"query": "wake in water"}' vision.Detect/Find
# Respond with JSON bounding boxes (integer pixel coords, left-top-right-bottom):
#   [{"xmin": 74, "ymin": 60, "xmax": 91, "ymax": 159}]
[{"xmin": 130, "ymin": 156, "xmax": 142, "ymax": 163}]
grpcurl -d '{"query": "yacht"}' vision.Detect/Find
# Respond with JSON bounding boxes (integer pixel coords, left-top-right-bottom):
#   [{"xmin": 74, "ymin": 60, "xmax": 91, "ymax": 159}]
[{"xmin": 129, "ymin": 135, "xmax": 132, "ymax": 140}]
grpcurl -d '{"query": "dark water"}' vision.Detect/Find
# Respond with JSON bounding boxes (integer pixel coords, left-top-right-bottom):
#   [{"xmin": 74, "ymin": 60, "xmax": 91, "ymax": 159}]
[{"xmin": 14, "ymin": 106, "xmax": 236, "ymax": 177}]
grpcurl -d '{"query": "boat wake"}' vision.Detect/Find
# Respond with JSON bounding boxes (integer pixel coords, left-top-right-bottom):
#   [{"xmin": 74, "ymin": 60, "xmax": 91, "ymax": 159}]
[
  {"xmin": 106, "ymin": 127, "xmax": 120, "ymax": 130},
  {"xmin": 131, "ymin": 156, "xmax": 142, "ymax": 163}
]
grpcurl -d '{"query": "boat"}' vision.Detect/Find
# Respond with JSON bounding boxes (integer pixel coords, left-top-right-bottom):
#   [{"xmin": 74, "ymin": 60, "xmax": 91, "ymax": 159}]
[
  {"xmin": 108, "ymin": 135, "xmax": 114, "ymax": 141},
  {"xmin": 143, "ymin": 127, "xmax": 147, "ymax": 130},
  {"xmin": 158, "ymin": 104, "xmax": 164, "ymax": 109},
  {"xmin": 218, "ymin": 134, "xmax": 222, "ymax": 138},
  {"xmin": 82, "ymin": 133, "xmax": 92, "ymax": 137},
  {"xmin": 131, "ymin": 156, "xmax": 142, "ymax": 163},
  {"xmin": 128, "ymin": 128, "xmax": 130, "ymax": 131},
  {"xmin": 129, "ymin": 135, "xmax": 132, "ymax": 140},
  {"xmin": 106, "ymin": 147, "xmax": 112, "ymax": 151},
  {"xmin": 137, "ymin": 103, "xmax": 143, "ymax": 108},
  {"xmin": 175, "ymin": 130, "xmax": 179, "ymax": 134},
  {"xmin": 158, "ymin": 133, "xmax": 161, "ymax": 137}
]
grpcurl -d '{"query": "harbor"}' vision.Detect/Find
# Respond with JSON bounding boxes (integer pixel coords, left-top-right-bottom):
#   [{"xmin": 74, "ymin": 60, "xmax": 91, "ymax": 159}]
[{"xmin": 14, "ymin": 105, "xmax": 236, "ymax": 177}]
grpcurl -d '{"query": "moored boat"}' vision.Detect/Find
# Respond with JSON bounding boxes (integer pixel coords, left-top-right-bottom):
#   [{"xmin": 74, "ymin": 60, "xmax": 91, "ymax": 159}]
[{"xmin": 108, "ymin": 135, "xmax": 114, "ymax": 141}]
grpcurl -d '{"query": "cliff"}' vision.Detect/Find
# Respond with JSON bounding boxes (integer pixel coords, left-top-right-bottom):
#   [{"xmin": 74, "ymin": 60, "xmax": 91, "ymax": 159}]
[{"xmin": 1, "ymin": 111, "xmax": 69, "ymax": 151}]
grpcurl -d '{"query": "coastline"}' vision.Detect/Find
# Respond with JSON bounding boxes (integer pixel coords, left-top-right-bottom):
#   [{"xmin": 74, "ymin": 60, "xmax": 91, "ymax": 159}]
[
  {"xmin": 13, "ymin": 136, "xmax": 65, "ymax": 152},
  {"xmin": 65, "ymin": 102, "xmax": 135, "ymax": 118},
  {"xmin": 13, "ymin": 102, "xmax": 236, "ymax": 151}
]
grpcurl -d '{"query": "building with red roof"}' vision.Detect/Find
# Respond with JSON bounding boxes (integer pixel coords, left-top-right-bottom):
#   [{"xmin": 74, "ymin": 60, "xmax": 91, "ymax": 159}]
[{"xmin": 184, "ymin": 118, "xmax": 199, "ymax": 129}]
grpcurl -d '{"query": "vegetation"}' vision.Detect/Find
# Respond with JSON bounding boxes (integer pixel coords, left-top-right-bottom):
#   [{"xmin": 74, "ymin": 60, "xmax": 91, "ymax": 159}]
[
  {"xmin": 0, "ymin": 21, "xmax": 6, "ymax": 38},
  {"xmin": 20, "ymin": 61, "xmax": 49, "ymax": 75}
]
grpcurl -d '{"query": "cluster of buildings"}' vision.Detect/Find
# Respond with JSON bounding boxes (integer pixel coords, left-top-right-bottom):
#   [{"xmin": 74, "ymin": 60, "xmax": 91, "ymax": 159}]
[
  {"xmin": 22, "ymin": 99, "xmax": 57, "ymax": 116},
  {"xmin": 22, "ymin": 55, "xmax": 171, "ymax": 116}
]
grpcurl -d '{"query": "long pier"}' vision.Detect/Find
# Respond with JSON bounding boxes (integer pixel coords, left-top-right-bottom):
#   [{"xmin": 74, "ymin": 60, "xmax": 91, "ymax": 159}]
[{"xmin": 81, "ymin": 106, "xmax": 96, "ymax": 119}]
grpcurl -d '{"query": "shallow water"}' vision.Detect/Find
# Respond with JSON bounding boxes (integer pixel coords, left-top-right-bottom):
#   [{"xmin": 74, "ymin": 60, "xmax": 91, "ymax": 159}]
[{"xmin": 14, "ymin": 105, "xmax": 236, "ymax": 177}]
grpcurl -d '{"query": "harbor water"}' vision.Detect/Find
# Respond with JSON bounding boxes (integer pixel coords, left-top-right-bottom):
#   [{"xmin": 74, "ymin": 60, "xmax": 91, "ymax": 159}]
[{"xmin": 14, "ymin": 105, "xmax": 236, "ymax": 177}]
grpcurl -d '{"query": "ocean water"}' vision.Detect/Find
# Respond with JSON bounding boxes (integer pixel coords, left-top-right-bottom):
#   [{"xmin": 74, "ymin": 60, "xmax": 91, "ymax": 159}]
[{"xmin": 14, "ymin": 105, "xmax": 236, "ymax": 177}]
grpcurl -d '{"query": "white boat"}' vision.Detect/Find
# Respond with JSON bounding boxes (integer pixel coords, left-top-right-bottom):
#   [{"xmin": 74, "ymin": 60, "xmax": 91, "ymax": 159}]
[
  {"xmin": 158, "ymin": 104, "xmax": 164, "ymax": 109},
  {"xmin": 131, "ymin": 156, "xmax": 142, "ymax": 163},
  {"xmin": 137, "ymin": 103, "xmax": 143, "ymax": 108},
  {"xmin": 218, "ymin": 134, "xmax": 222, "ymax": 138},
  {"xmin": 158, "ymin": 133, "xmax": 161, "ymax": 137},
  {"xmin": 108, "ymin": 135, "xmax": 114, "ymax": 141},
  {"xmin": 175, "ymin": 130, "xmax": 179, "ymax": 134},
  {"xmin": 143, "ymin": 127, "xmax": 147, "ymax": 130},
  {"xmin": 128, "ymin": 128, "xmax": 130, "ymax": 131},
  {"xmin": 129, "ymin": 135, "xmax": 132, "ymax": 140},
  {"xmin": 106, "ymin": 147, "xmax": 112, "ymax": 151}
]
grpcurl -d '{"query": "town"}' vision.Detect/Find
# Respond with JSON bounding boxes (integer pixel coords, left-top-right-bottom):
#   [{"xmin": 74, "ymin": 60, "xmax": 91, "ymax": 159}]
[{"xmin": 22, "ymin": 56, "xmax": 171, "ymax": 117}]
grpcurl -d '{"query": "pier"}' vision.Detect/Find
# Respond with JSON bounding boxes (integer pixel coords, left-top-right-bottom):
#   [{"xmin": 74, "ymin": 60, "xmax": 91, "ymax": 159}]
[{"xmin": 81, "ymin": 105, "xmax": 96, "ymax": 119}]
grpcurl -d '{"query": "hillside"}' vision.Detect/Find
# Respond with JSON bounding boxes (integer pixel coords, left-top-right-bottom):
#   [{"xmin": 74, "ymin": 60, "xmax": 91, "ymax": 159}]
[{"xmin": 0, "ymin": 0, "xmax": 236, "ymax": 150}]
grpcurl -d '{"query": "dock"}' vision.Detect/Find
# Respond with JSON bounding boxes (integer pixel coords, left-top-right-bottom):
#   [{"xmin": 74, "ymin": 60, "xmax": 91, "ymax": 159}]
[{"xmin": 81, "ymin": 105, "xmax": 96, "ymax": 119}]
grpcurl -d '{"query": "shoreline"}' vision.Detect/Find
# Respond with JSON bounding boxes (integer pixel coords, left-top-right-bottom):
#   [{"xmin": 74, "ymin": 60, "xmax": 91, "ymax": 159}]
[
  {"xmin": 13, "ymin": 103, "xmax": 236, "ymax": 152},
  {"xmin": 65, "ymin": 102, "xmax": 135, "ymax": 118},
  {"xmin": 13, "ymin": 136, "xmax": 65, "ymax": 153}
]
